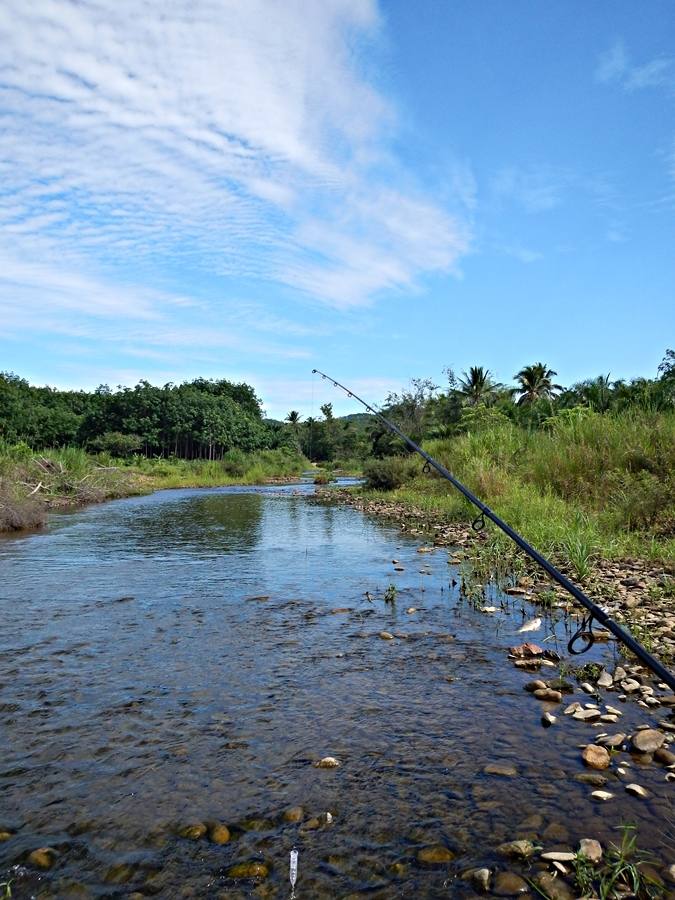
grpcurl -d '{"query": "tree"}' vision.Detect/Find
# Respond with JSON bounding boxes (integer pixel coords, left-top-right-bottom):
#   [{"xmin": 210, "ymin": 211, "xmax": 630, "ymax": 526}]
[
  {"xmin": 285, "ymin": 410, "xmax": 302, "ymax": 428},
  {"xmin": 514, "ymin": 363, "xmax": 563, "ymax": 405},
  {"xmin": 457, "ymin": 366, "xmax": 502, "ymax": 406}
]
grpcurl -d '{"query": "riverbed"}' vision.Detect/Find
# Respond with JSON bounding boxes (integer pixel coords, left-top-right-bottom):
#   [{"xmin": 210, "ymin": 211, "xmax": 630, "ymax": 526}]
[{"xmin": 1, "ymin": 483, "xmax": 673, "ymax": 898}]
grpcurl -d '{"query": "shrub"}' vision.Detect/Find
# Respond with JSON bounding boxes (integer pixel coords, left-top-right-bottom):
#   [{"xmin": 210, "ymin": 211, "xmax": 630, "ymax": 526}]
[{"xmin": 364, "ymin": 456, "xmax": 417, "ymax": 490}]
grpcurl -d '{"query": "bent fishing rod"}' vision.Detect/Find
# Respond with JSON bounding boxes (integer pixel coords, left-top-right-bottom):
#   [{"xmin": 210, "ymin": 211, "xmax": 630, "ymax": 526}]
[{"xmin": 312, "ymin": 368, "xmax": 675, "ymax": 692}]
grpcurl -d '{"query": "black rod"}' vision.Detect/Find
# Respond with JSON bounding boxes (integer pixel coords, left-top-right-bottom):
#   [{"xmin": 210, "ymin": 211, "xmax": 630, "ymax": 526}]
[{"xmin": 312, "ymin": 368, "xmax": 675, "ymax": 692}]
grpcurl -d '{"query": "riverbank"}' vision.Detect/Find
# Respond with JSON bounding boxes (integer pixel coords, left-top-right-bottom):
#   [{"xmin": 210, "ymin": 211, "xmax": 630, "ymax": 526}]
[
  {"xmin": 0, "ymin": 446, "xmax": 308, "ymax": 533},
  {"xmin": 318, "ymin": 489, "xmax": 675, "ymax": 666}
]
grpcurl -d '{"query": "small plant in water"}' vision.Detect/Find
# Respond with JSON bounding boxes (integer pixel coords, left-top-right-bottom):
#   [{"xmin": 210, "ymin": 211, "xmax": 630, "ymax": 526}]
[
  {"xmin": 0, "ymin": 881, "xmax": 12, "ymax": 899},
  {"xmin": 571, "ymin": 661, "xmax": 603, "ymax": 683},
  {"xmin": 383, "ymin": 584, "xmax": 397, "ymax": 604},
  {"xmin": 572, "ymin": 824, "xmax": 665, "ymax": 899}
]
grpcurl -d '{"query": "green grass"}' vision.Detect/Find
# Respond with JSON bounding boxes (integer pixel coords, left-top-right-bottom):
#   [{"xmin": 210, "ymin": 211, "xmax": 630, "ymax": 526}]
[{"xmin": 361, "ymin": 410, "xmax": 675, "ymax": 567}]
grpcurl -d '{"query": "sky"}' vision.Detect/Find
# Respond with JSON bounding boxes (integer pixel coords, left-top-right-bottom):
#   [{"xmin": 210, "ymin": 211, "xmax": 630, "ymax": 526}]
[{"xmin": 1, "ymin": 0, "xmax": 674, "ymax": 419}]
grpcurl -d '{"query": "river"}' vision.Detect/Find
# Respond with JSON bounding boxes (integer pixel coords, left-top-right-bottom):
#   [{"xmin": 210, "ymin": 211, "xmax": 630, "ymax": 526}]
[{"xmin": 0, "ymin": 482, "xmax": 673, "ymax": 898}]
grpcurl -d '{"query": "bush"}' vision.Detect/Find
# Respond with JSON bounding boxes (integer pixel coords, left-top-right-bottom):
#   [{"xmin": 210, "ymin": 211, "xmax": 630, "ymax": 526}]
[{"xmin": 364, "ymin": 456, "xmax": 418, "ymax": 490}]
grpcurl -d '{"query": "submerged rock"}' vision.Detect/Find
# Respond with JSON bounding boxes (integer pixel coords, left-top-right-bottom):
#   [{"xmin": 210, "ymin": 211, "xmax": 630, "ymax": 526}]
[
  {"xmin": 417, "ymin": 845, "xmax": 455, "ymax": 864},
  {"xmin": 591, "ymin": 790, "xmax": 614, "ymax": 801},
  {"xmin": 575, "ymin": 772, "xmax": 608, "ymax": 786},
  {"xmin": 492, "ymin": 871, "xmax": 529, "ymax": 895},
  {"xmin": 282, "ymin": 806, "xmax": 304, "ymax": 823},
  {"xmin": 28, "ymin": 847, "xmax": 58, "ymax": 869},
  {"xmin": 534, "ymin": 872, "xmax": 575, "ymax": 900},
  {"xmin": 227, "ymin": 861, "xmax": 269, "ymax": 879},
  {"xmin": 105, "ymin": 862, "xmax": 136, "ymax": 884},
  {"xmin": 483, "ymin": 763, "xmax": 517, "ymax": 777},
  {"xmin": 379, "ymin": 631, "xmax": 394, "ymax": 641},
  {"xmin": 179, "ymin": 823, "xmax": 207, "ymax": 840},
  {"xmin": 209, "ymin": 823, "xmax": 231, "ymax": 844}
]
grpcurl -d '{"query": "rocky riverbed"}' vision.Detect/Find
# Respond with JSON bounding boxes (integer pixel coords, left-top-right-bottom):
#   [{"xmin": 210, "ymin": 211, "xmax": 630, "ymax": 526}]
[{"xmin": 2, "ymin": 484, "xmax": 675, "ymax": 898}]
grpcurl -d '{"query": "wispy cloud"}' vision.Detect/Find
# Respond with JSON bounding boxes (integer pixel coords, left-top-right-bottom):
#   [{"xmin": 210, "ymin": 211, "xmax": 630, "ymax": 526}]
[
  {"xmin": 595, "ymin": 39, "xmax": 675, "ymax": 92},
  {"xmin": 0, "ymin": 0, "xmax": 471, "ymax": 356}
]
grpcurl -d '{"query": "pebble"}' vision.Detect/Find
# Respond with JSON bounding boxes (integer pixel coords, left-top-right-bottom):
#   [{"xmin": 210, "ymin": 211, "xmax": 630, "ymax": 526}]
[
  {"xmin": 540, "ymin": 851, "xmax": 576, "ymax": 862},
  {"xmin": 379, "ymin": 631, "xmax": 394, "ymax": 640},
  {"xmin": 581, "ymin": 682, "xmax": 596, "ymax": 694},
  {"xmin": 605, "ymin": 705, "xmax": 623, "ymax": 716},
  {"xmin": 564, "ymin": 701, "xmax": 581, "ymax": 715},
  {"xmin": 574, "ymin": 772, "xmax": 607, "ymax": 786},
  {"xmin": 597, "ymin": 732, "xmax": 626, "ymax": 749},
  {"xmin": 542, "ymin": 712, "xmax": 557, "ymax": 727},
  {"xmin": 472, "ymin": 867, "xmax": 491, "ymax": 891},
  {"xmin": 227, "ymin": 861, "xmax": 269, "ymax": 879},
  {"xmin": 179, "ymin": 823, "xmax": 207, "ymax": 840},
  {"xmin": 591, "ymin": 790, "xmax": 614, "ymax": 801},
  {"xmin": 483, "ymin": 763, "xmax": 517, "ymax": 777},
  {"xmin": 582, "ymin": 744, "xmax": 611, "ymax": 770},
  {"xmin": 492, "ymin": 871, "xmax": 529, "ymax": 895},
  {"xmin": 209, "ymin": 824, "xmax": 231, "ymax": 844},
  {"xmin": 416, "ymin": 845, "xmax": 455, "ymax": 864},
  {"xmin": 525, "ymin": 680, "xmax": 547, "ymax": 692},
  {"xmin": 573, "ymin": 708, "xmax": 601, "ymax": 721},
  {"xmin": 579, "ymin": 838, "xmax": 603, "ymax": 863},
  {"xmin": 533, "ymin": 688, "xmax": 562, "ymax": 703},
  {"xmin": 0, "ymin": 831, "xmax": 12, "ymax": 842},
  {"xmin": 314, "ymin": 756, "xmax": 340, "ymax": 768},
  {"xmin": 406, "ymin": 607, "xmax": 417, "ymax": 614},
  {"xmin": 282, "ymin": 806, "xmax": 304, "ymax": 823},
  {"xmin": 632, "ymin": 729, "xmax": 665, "ymax": 753},
  {"xmin": 597, "ymin": 670, "xmax": 613, "ymax": 688},
  {"xmin": 534, "ymin": 872, "xmax": 575, "ymax": 900},
  {"xmin": 496, "ymin": 840, "xmax": 535, "ymax": 859},
  {"xmin": 28, "ymin": 847, "xmax": 57, "ymax": 869},
  {"xmin": 625, "ymin": 783, "xmax": 649, "ymax": 798}
]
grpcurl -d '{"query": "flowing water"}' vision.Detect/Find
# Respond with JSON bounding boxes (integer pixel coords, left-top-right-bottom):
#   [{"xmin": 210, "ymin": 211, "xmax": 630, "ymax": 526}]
[{"xmin": 0, "ymin": 483, "xmax": 673, "ymax": 899}]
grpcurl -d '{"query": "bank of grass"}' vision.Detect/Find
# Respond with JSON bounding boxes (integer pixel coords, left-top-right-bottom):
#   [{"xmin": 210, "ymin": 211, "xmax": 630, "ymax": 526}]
[
  {"xmin": 362, "ymin": 409, "xmax": 675, "ymax": 569},
  {"xmin": 0, "ymin": 443, "xmax": 307, "ymax": 532}
]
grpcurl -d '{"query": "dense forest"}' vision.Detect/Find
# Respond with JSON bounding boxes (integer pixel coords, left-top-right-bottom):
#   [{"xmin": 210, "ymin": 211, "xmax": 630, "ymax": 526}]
[{"xmin": 0, "ymin": 375, "xmax": 297, "ymax": 460}]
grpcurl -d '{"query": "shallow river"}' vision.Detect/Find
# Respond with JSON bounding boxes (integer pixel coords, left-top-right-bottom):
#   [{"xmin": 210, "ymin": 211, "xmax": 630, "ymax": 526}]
[{"xmin": 0, "ymin": 483, "xmax": 673, "ymax": 898}]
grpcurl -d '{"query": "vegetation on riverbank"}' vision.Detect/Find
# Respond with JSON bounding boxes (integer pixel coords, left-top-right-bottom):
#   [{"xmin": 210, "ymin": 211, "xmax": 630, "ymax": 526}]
[
  {"xmin": 362, "ymin": 408, "xmax": 675, "ymax": 569},
  {"xmin": 0, "ymin": 444, "xmax": 307, "ymax": 532}
]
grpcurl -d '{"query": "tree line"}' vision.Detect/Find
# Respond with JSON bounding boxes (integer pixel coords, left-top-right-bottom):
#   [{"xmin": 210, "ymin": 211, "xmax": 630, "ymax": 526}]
[
  {"xmin": 286, "ymin": 350, "xmax": 675, "ymax": 461},
  {"xmin": 0, "ymin": 374, "xmax": 296, "ymax": 459}
]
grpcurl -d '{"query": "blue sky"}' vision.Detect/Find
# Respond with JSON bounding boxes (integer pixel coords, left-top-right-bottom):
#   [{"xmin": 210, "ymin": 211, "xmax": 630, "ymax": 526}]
[{"xmin": 1, "ymin": 0, "xmax": 673, "ymax": 418}]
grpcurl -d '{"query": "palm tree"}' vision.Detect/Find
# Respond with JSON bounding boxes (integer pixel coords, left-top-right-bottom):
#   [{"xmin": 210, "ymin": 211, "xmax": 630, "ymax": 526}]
[
  {"xmin": 285, "ymin": 410, "xmax": 302, "ymax": 429},
  {"xmin": 514, "ymin": 363, "xmax": 563, "ymax": 405},
  {"xmin": 457, "ymin": 366, "xmax": 502, "ymax": 406}
]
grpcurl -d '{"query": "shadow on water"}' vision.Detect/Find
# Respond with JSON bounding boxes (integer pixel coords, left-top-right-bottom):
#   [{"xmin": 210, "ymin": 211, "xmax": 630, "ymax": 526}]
[{"xmin": 0, "ymin": 483, "xmax": 673, "ymax": 898}]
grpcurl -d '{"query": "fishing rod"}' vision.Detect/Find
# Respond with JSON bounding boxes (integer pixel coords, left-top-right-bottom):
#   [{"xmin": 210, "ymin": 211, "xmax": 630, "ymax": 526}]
[{"xmin": 312, "ymin": 368, "xmax": 675, "ymax": 692}]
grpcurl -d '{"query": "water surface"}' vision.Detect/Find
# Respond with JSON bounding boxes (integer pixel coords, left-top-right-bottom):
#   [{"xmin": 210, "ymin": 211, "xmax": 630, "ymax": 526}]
[{"xmin": 1, "ymin": 484, "xmax": 673, "ymax": 897}]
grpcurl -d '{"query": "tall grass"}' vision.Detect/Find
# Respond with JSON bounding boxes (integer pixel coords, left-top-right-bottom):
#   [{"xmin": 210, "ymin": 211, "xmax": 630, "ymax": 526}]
[
  {"xmin": 0, "ymin": 442, "xmax": 308, "ymax": 531},
  {"xmin": 363, "ymin": 410, "xmax": 675, "ymax": 566}
]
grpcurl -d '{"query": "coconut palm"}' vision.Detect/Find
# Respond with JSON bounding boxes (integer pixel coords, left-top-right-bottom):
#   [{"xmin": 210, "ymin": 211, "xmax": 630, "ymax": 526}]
[
  {"xmin": 285, "ymin": 410, "xmax": 302, "ymax": 428},
  {"xmin": 514, "ymin": 363, "xmax": 563, "ymax": 405},
  {"xmin": 457, "ymin": 366, "xmax": 502, "ymax": 406}
]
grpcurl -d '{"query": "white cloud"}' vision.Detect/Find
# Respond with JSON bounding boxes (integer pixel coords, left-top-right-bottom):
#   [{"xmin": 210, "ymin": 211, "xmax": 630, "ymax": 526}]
[
  {"xmin": 595, "ymin": 39, "xmax": 628, "ymax": 84},
  {"xmin": 0, "ymin": 0, "xmax": 471, "ymax": 346},
  {"xmin": 492, "ymin": 166, "xmax": 565, "ymax": 213},
  {"xmin": 596, "ymin": 39, "xmax": 675, "ymax": 92}
]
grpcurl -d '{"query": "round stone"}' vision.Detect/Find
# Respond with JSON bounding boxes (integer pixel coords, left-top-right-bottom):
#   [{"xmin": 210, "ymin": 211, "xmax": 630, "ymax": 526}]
[{"xmin": 582, "ymin": 744, "xmax": 611, "ymax": 769}]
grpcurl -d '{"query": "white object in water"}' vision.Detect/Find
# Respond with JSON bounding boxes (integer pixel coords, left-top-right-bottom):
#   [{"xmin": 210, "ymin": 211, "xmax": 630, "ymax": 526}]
[
  {"xmin": 290, "ymin": 848, "xmax": 299, "ymax": 896},
  {"xmin": 517, "ymin": 616, "xmax": 542, "ymax": 633}
]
